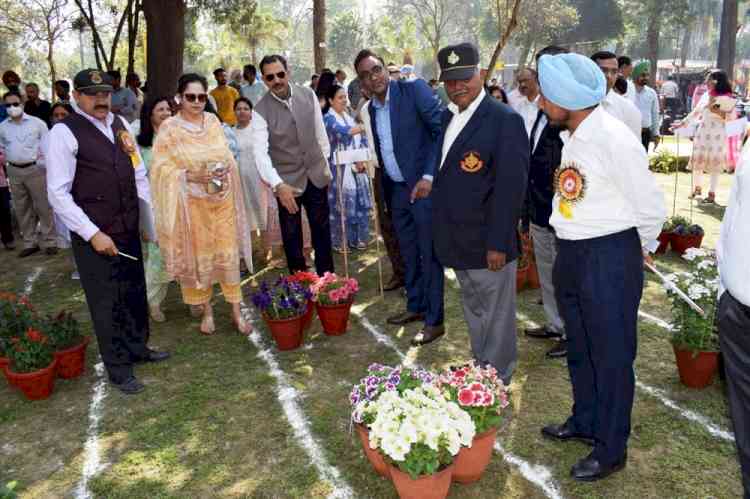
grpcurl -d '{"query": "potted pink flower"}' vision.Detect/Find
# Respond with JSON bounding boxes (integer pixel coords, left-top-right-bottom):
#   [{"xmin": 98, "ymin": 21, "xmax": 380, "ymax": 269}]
[
  {"xmin": 437, "ymin": 361, "xmax": 511, "ymax": 484},
  {"xmin": 311, "ymin": 272, "xmax": 358, "ymax": 336}
]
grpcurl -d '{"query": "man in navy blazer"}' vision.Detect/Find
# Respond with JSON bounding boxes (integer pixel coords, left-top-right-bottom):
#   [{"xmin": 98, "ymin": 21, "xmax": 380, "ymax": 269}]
[
  {"xmin": 354, "ymin": 49, "xmax": 446, "ymax": 345},
  {"xmin": 431, "ymin": 43, "xmax": 529, "ymax": 383}
]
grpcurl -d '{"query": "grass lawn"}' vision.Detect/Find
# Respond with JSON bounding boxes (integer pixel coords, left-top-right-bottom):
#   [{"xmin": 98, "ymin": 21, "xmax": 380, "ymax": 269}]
[{"xmin": 0, "ymin": 171, "xmax": 744, "ymax": 498}]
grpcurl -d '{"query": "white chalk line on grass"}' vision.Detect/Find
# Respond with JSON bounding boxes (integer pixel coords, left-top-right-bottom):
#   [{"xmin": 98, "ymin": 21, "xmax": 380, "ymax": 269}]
[
  {"xmin": 242, "ymin": 305, "xmax": 354, "ymax": 499},
  {"xmin": 75, "ymin": 362, "xmax": 109, "ymax": 499},
  {"xmin": 351, "ymin": 307, "xmax": 564, "ymax": 499},
  {"xmin": 22, "ymin": 266, "xmax": 43, "ymax": 296}
]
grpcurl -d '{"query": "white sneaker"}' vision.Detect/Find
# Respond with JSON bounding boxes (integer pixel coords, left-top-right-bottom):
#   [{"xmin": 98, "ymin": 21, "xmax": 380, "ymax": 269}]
[{"xmin": 71, "ymin": 271, "xmax": 80, "ymax": 280}]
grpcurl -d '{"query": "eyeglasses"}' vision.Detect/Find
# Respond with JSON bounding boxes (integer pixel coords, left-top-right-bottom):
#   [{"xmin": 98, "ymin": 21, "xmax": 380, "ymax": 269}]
[
  {"xmin": 264, "ymin": 71, "xmax": 287, "ymax": 83},
  {"xmin": 5, "ymin": 102, "xmax": 21, "ymax": 107},
  {"xmin": 359, "ymin": 65, "xmax": 385, "ymax": 81},
  {"xmin": 183, "ymin": 93, "xmax": 208, "ymax": 103},
  {"xmin": 81, "ymin": 89, "xmax": 112, "ymax": 97}
]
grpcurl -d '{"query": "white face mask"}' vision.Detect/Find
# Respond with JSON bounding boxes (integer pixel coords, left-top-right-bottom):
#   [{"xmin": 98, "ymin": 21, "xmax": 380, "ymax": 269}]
[{"xmin": 7, "ymin": 105, "xmax": 22, "ymax": 118}]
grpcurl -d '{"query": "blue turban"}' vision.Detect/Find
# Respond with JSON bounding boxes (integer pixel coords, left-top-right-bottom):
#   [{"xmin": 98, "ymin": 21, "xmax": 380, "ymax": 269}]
[{"xmin": 538, "ymin": 53, "xmax": 607, "ymax": 111}]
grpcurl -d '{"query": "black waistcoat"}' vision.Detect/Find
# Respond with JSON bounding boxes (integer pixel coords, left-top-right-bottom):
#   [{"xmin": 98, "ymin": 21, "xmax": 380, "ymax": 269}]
[{"xmin": 63, "ymin": 113, "xmax": 139, "ymax": 244}]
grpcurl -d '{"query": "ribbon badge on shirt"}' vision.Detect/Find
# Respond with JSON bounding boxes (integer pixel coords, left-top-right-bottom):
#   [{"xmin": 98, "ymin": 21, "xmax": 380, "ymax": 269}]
[
  {"xmin": 554, "ymin": 162, "xmax": 586, "ymax": 220},
  {"xmin": 460, "ymin": 151, "xmax": 484, "ymax": 173},
  {"xmin": 116, "ymin": 129, "xmax": 139, "ymax": 167}
]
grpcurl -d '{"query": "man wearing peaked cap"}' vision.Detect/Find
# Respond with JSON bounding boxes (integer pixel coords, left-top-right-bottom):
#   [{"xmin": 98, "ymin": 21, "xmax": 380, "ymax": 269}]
[
  {"xmin": 431, "ymin": 42, "xmax": 529, "ymax": 384},
  {"xmin": 536, "ymin": 54, "xmax": 666, "ymax": 481},
  {"xmin": 45, "ymin": 69, "xmax": 168, "ymax": 395}
]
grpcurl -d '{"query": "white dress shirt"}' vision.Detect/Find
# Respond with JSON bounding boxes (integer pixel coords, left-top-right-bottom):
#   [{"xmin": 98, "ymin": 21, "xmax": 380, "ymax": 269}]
[
  {"xmin": 510, "ymin": 94, "xmax": 539, "ymax": 137},
  {"xmin": 550, "ymin": 106, "xmax": 666, "ymax": 248},
  {"xmin": 601, "ymin": 90, "xmax": 642, "ymax": 139},
  {"xmin": 250, "ymin": 84, "xmax": 331, "ymax": 189},
  {"xmin": 441, "ymin": 90, "xmax": 486, "ymax": 168},
  {"xmin": 0, "ymin": 113, "xmax": 48, "ymax": 166},
  {"xmin": 661, "ymin": 80, "xmax": 679, "ymax": 99},
  {"xmin": 625, "ymin": 79, "xmax": 637, "ymax": 103},
  {"xmin": 46, "ymin": 106, "xmax": 153, "ymax": 242},
  {"xmin": 635, "ymin": 85, "xmax": 661, "ymax": 136},
  {"xmin": 717, "ymin": 146, "xmax": 750, "ymax": 306}
]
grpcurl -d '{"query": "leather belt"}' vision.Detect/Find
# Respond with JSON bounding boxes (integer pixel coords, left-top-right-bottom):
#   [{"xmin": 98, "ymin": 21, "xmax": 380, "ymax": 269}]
[{"xmin": 7, "ymin": 161, "xmax": 36, "ymax": 168}]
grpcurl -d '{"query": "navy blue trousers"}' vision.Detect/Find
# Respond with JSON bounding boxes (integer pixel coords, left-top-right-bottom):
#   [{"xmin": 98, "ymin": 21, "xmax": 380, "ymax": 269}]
[
  {"xmin": 387, "ymin": 181, "xmax": 444, "ymax": 326},
  {"xmin": 554, "ymin": 228, "xmax": 643, "ymax": 466}
]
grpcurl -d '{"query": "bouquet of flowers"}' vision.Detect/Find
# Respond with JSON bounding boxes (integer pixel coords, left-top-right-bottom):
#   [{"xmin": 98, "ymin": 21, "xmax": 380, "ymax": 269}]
[
  {"xmin": 665, "ymin": 248, "xmax": 720, "ymax": 352},
  {"xmin": 350, "ymin": 363, "xmax": 436, "ymax": 426},
  {"xmin": 311, "ymin": 272, "xmax": 358, "ymax": 306},
  {"xmin": 251, "ymin": 277, "xmax": 312, "ymax": 320},
  {"xmin": 437, "ymin": 361, "xmax": 511, "ymax": 434},
  {"xmin": 6, "ymin": 327, "xmax": 54, "ymax": 373},
  {"xmin": 367, "ymin": 384, "xmax": 475, "ymax": 479}
]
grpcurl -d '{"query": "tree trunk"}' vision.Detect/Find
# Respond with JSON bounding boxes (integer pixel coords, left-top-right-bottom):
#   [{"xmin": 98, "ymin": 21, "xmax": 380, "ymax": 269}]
[
  {"xmin": 485, "ymin": 0, "xmax": 522, "ymax": 85},
  {"xmin": 680, "ymin": 23, "xmax": 692, "ymax": 68},
  {"xmin": 516, "ymin": 38, "xmax": 533, "ymax": 69},
  {"xmin": 313, "ymin": 0, "xmax": 326, "ymax": 73},
  {"xmin": 126, "ymin": 0, "xmax": 142, "ymax": 76},
  {"xmin": 717, "ymin": 0, "xmax": 738, "ymax": 78},
  {"xmin": 614, "ymin": 38, "xmax": 624, "ymax": 56},
  {"xmin": 646, "ymin": 3, "xmax": 662, "ymax": 84},
  {"xmin": 143, "ymin": 0, "xmax": 185, "ymax": 98},
  {"xmin": 47, "ymin": 40, "xmax": 57, "ymax": 98}
]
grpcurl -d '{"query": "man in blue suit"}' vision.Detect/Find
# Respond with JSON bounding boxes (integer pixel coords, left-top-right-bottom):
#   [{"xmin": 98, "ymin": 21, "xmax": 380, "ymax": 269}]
[
  {"xmin": 431, "ymin": 43, "xmax": 529, "ymax": 383},
  {"xmin": 354, "ymin": 49, "xmax": 445, "ymax": 346}
]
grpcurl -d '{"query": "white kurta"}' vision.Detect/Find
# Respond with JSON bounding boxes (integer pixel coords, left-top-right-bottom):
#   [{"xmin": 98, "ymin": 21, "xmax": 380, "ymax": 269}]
[{"xmin": 234, "ymin": 124, "xmax": 267, "ymax": 232}]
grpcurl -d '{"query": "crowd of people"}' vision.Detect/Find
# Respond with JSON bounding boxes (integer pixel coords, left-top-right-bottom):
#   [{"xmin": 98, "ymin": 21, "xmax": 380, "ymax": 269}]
[{"xmin": 0, "ymin": 42, "xmax": 748, "ymax": 494}]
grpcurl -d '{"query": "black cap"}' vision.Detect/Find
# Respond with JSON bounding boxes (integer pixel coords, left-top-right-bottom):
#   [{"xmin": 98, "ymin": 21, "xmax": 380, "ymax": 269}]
[
  {"xmin": 438, "ymin": 43, "xmax": 480, "ymax": 82},
  {"xmin": 73, "ymin": 69, "xmax": 113, "ymax": 92}
]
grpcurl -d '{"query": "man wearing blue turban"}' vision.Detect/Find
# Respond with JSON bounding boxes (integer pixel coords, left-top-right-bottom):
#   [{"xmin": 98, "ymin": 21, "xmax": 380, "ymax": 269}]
[{"xmin": 537, "ymin": 53, "xmax": 667, "ymax": 482}]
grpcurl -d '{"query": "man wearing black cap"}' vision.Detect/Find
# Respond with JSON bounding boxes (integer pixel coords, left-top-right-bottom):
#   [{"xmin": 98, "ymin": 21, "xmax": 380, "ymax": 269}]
[
  {"xmin": 431, "ymin": 42, "xmax": 529, "ymax": 383},
  {"xmin": 46, "ymin": 69, "xmax": 168, "ymax": 395}
]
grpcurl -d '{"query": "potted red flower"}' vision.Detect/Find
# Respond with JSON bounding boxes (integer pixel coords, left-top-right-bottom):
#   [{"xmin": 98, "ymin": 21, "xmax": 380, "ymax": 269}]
[
  {"xmin": 251, "ymin": 278, "xmax": 311, "ymax": 351},
  {"xmin": 5, "ymin": 328, "xmax": 57, "ymax": 400},
  {"xmin": 46, "ymin": 311, "xmax": 89, "ymax": 379},
  {"xmin": 437, "ymin": 361, "xmax": 511, "ymax": 483},
  {"xmin": 287, "ymin": 271, "xmax": 319, "ymax": 331},
  {"xmin": 311, "ymin": 272, "xmax": 358, "ymax": 336},
  {"xmin": 0, "ymin": 293, "xmax": 36, "ymax": 375}
]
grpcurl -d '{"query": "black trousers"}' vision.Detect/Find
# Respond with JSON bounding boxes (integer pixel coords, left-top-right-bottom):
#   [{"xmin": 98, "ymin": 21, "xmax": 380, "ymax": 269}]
[
  {"xmin": 0, "ymin": 186, "xmax": 14, "ymax": 245},
  {"xmin": 641, "ymin": 128, "xmax": 652, "ymax": 152},
  {"xmin": 718, "ymin": 291, "xmax": 750, "ymax": 499},
  {"xmin": 277, "ymin": 181, "xmax": 334, "ymax": 275},
  {"xmin": 554, "ymin": 228, "xmax": 643, "ymax": 466},
  {"xmin": 71, "ymin": 233, "xmax": 150, "ymax": 384},
  {"xmin": 373, "ymin": 167, "xmax": 405, "ymax": 280}
]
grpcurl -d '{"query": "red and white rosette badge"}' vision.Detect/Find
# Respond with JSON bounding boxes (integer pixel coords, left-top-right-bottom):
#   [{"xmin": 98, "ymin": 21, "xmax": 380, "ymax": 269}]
[{"xmin": 554, "ymin": 162, "xmax": 586, "ymax": 219}]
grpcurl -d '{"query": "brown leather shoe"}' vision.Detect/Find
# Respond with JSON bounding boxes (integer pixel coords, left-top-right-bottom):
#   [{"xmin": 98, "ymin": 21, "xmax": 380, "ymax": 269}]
[
  {"xmin": 411, "ymin": 325, "xmax": 445, "ymax": 346},
  {"xmin": 383, "ymin": 275, "xmax": 405, "ymax": 292},
  {"xmin": 387, "ymin": 310, "xmax": 424, "ymax": 325}
]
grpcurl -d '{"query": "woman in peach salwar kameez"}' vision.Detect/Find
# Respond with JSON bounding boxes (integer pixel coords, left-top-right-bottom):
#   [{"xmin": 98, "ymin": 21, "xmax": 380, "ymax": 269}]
[{"xmin": 150, "ymin": 73, "xmax": 252, "ymax": 335}]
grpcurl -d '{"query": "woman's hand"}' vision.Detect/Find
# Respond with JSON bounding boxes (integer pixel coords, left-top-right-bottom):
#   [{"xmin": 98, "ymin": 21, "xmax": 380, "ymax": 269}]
[
  {"xmin": 354, "ymin": 162, "xmax": 367, "ymax": 174},
  {"xmin": 186, "ymin": 170, "xmax": 213, "ymax": 184},
  {"xmin": 349, "ymin": 125, "xmax": 363, "ymax": 136}
]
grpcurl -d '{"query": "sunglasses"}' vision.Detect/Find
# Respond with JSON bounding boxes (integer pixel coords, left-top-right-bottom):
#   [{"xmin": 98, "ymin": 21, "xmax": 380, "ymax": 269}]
[
  {"xmin": 81, "ymin": 89, "xmax": 112, "ymax": 97},
  {"xmin": 5, "ymin": 102, "xmax": 21, "ymax": 107},
  {"xmin": 264, "ymin": 71, "xmax": 287, "ymax": 83},
  {"xmin": 359, "ymin": 64, "xmax": 385, "ymax": 81},
  {"xmin": 183, "ymin": 93, "xmax": 208, "ymax": 103}
]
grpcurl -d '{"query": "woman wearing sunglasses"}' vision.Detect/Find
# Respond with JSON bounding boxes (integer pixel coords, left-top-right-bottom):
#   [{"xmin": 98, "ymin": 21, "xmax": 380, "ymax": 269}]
[{"xmin": 150, "ymin": 73, "xmax": 253, "ymax": 336}]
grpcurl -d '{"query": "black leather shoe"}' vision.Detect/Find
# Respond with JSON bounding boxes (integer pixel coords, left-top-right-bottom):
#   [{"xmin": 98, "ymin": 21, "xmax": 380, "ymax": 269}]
[
  {"xmin": 571, "ymin": 452, "xmax": 627, "ymax": 482},
  {"xmin": 44, "ymin": 247, "xmax": 59, "ymax": 256},
  {"xmin": 4, "ymin": 242, "xmax": 15, "ymax": 251},
  {"xmin": 387, "ymin": 310, "xmax": 424, "ymax": 325},
  {"xmin": 383, "ymin": 276, "xmax": 405, "ymax": 292},
  {"xmin": 112, "ymin": 376, "xmax": 145, "ymax": 395},
  {"xmin": 525, "ymin": 326, "xmax": 563, "ymax": 339},
  {"xmin": 541, "ymin": 421, "xmax": 595, "ymax": 446},
  {"xmin": 141, "ymin": 350, "xmax": 171, "ymax": 363},
  {"xmin": 18, "ymin": 246, "xmax": 40, "ymax": 258},
  {"xmin": 411, "ymin": 325, "xmax": 445, "ymax": 346},
  {"xmin": 546, "ymin": 340, "xmax": 568, "ymax": 358}
]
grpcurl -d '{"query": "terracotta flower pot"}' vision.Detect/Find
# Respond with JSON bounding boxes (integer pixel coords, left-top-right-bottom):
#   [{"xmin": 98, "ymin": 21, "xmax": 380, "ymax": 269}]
[
  {"xmin": 389, "ymin": 462, "xmax": 454, "ymax": 499},
  {"xmin": 355, "ymin": 424, "xmax": 390, "ymax": 478},
  {"xmin": 316, "ymin": 301, "xmax": 352, "ymax": 336},
  {"xmin": 263, "ymin": 314, "xmax": 304, "ymax": 351},
  {"xmin": 452, "ymin": 427, "xmax": 498, "ymax": 484},
  {"xmin": 54, "ymin": 336, "xmax": 90, "ymax": 379},
  {"xmin": 673, "ymin": 345, "xmax": 719, "ymax": 389},
  {"xmin": 302, "ymin": 300, "xmax": 314, "ymax": 331},
  {"xmin": 4, "ymin": 359, "xmax": 58, "ymax": 401},
  {"xmin": 670, "ymin": 233, "xmax": 704, "ymax": 255},
  {"xmin": 656, "ymin": 231, "xmax": 672, "ymax": 254},
  {"xmin": 516, "ymin": 265, "xmax": 529, "ymax": 293},
  {"xmin": 526, "ymin": 262, "xmax": 541, "ymax": 290},
  {"xmin": 0, "ymin": 355, "xmax": 8, "ymax": 370}
]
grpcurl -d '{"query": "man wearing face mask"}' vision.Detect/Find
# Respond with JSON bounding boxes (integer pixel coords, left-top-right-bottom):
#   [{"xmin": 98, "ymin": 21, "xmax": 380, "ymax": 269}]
[
  {"xmin": 252, "ymin": 54, "xmax": 334, "ymax": 275},
  {"xmin": 46, "ymin": 69, "xmax": 166, "ymax": 395},
  {"xmin": 431, "ymin": 42, "xmax": 529, "ymax": 383},
  {"xmin": 0, "ymin": 91, "xmax": 57, "ymax": 257}
]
